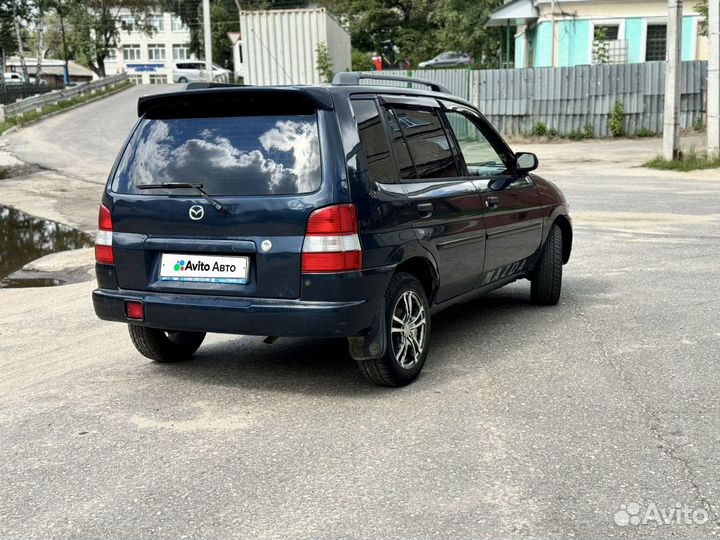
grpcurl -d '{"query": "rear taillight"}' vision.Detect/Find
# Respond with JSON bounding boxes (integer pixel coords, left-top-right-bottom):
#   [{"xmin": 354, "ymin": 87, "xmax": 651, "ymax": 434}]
[
  {"xmin": 302, "ymin": 204, "xmax": 362, "ymax": 273},
  {"xmin": 95, "ymin": 203, "xmax": 114, "ymax": 265}
]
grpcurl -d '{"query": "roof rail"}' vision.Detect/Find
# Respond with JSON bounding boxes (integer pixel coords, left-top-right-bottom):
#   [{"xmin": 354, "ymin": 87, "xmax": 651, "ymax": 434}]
[{"xmin": 332, "ymin": 72, "xmax": 450, "ymax": 94}]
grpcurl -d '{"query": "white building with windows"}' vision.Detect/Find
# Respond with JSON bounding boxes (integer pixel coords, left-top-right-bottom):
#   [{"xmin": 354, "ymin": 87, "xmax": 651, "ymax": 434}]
[{"xmin": 104, "ymin": 10, "xmax": 195, "ymax": 84}]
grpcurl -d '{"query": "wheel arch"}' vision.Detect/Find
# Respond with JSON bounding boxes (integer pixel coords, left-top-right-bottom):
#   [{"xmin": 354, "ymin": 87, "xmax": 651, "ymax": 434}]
[{"xmin": 395, "ymin": 256, "xmax": 439, "ymax": 304}]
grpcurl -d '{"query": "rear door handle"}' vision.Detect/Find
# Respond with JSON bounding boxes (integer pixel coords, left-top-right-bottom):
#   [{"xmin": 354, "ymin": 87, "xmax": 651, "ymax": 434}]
[
  {"xmin": 416, "ymin": 202, "xmax": 434, "ymax": 217},
  {"xmin": 485, "ymin": 196, "xmax": 500, "ymax": 209}
]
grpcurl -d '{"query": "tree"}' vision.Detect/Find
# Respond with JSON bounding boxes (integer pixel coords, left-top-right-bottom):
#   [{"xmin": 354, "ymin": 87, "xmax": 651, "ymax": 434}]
[
  {"xmin": 12, "ymin": 0, "xmax": 30, "ymax": 82},
  {"xmin": 161, "ymin": 0, "xmax": 273, "ymax": 65},
  {"xmin": 431, "ymin": 0, "xmax": 504, "ymax": 67},
  {"xmin": 67, "ymin": 0, "xmax": 156, "ymax": 77},
  {"xmin": 316, "ymin": 41, "xmax": 333, "ymax": 82},
  {"xmin": 696, "ymin": 0, "xmax": 708, "ymax": 36}
]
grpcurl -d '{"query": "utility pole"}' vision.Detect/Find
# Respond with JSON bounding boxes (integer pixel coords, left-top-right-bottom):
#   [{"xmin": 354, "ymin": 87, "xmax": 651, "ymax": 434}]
[
  {"xmin": 708, "ymin": 0, "xmax": 720, "ymax": 155},
  {"xmin": 203, "ymin": 0, "xmax": 213, "ymax": 82},
  {"xmin": 550, "ymin": 0, "xmax": 556, "ymax": 66},
  {"xmin": 59, "ymin": 7, "xmax": 70, "ymax": 86},
  {"xmin": 663, "ymin": 0, "xmax": 683, "ymax": 160}
]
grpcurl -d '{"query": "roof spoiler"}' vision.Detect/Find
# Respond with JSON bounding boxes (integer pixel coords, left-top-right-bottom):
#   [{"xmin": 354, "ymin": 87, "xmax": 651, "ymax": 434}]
[
  {"xmin": 137, "ymin": 86, "xmax": 334, "ymax": 116},
  {"xmin": 332, "ymin": 72, "xmax": 451, "ymax": 94}
]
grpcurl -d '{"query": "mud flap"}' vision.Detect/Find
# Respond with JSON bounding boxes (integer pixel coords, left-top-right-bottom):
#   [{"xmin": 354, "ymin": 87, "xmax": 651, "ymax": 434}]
[{"xmin": 347, "ymin": 303, "xmax": 386, "ymax": 361}]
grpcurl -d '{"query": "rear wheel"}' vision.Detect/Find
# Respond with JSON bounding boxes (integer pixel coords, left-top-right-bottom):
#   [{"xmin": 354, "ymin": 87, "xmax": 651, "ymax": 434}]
[
  {"xmin": 530, "ymin": 223, "xmax": 563, "ymax": 305},
  {"xmin": 358, "ymin": 273, "xmax": 430, "ymax": 387},
  {"xmin": 178, "ymin": 77, "xmax": 188, "ymax": 83},
  {"xmin": 128, "ymin": 325, "xmax": 205, "ymax": 363}
]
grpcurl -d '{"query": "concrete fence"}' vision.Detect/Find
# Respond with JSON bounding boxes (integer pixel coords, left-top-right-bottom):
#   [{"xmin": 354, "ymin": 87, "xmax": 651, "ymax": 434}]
[
  {"xmin": 358, "ymin": 61, "xmax": 708, "ymax": 137},
  {"xmin": 0, "ymin": 73, "xmax": 129, "ymax": 122}
]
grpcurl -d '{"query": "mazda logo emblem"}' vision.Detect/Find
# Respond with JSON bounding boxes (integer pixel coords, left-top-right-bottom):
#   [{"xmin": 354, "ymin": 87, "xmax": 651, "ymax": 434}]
[{"xmin": 189, "ymin": 205, "xmax": 204, "ymax": 221}]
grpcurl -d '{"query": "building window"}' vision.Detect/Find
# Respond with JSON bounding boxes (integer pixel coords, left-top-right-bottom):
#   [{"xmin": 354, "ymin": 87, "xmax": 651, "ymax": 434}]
[
  {"xmin": 128, "ymin": 74, "xmax": 143, "ymax": 85},
  {"xmin": 119, "ymin": 15, "xmax": 137, "ymax": 32},
  {"xmin": 149, "ymin": 74, "xmax": 167, "ymax": 84},
  {"xmin": 123, "ymin": 45, "xmax": 141, "ymax": 61},
  {"xmin": 171, "ymin": 16, "xmax": 187, "ymax": 32},
  {"xmin": 148, "ymin": 44, "xmax": 166, "ymax": 61},
  {"xmin": 594, "ymin": 25, "xmax": 619, "ymax": 41},
  {"xmin": 645, "ymin": 24, "xmax": 667, "ymax": 61},
  {"xmin": 173, "ymin": 44, "xmax": 190, "ymax": 61},
  {"xmin": 149, "ymin": 14, "xmax": 164, "ymax": 32},
  {"xmin": 107, "ymin": 48, "xmax": 117, "ymax": 60}
]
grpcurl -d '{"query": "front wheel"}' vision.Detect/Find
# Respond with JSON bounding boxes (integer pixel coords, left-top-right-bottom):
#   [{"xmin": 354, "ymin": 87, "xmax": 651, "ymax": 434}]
[
  {"xmin": 178, "ymin": 77, "xmax": 188, "ymax": 83},
  {"xmin": 128, "ymin": 325, "xmax": 205, "ymax": 363},
  {"xmin": 358, "ymin": 273, "xmax": 431, "ymax": 387},
  {"xmin": 530, "ymin": 223, "xmax": 563, "ymax": 305}
]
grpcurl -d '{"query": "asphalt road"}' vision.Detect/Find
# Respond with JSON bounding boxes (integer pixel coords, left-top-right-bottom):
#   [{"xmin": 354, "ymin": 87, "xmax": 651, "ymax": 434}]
[{"xmin": 1, "ymin": 86, "xmax": 719, "ymax": 539}]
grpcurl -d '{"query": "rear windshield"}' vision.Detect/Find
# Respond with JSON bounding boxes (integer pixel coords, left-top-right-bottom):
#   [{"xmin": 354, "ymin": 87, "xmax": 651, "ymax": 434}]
[{"xmin": 112, "ymin": 114, "xmax": 321, "ymax": 196}]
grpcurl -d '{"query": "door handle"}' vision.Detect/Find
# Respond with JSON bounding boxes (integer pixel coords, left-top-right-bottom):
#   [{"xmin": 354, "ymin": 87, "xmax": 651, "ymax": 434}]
[
  {"xmin": 485, "ymin": 196, "xmax": 500, "ymax": 209},
  {"xmin": 416, "ymin": 202, "xmax": 434, "ymax": 217}
]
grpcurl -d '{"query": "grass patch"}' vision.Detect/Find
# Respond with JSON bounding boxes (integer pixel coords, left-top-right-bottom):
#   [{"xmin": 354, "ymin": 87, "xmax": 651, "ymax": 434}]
[
  {"xmin": 643, "ymin": 149, "xmax": 720, "ymax": 171},
  {"xmin": 0, "ymin": 81, "xmax": 132, "ymax": 136}
]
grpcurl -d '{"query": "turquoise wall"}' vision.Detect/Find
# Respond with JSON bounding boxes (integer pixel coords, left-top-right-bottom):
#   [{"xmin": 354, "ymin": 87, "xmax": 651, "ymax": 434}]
[
  {"xmin": 533, "ymin": 22, "xmax": 553, "ymax": 67},
  {"xmin": 557, "ymin": 19, "xmax": 591, "ymax": 66},
  {"xmin": 625, "ymin": 18, "xmax": 644, "ymax": 63},
  {"xmin": 681, "ymin": 16, "xmax": 696, "ymax": 61},
  {"xmin": 515, "ymin": 34, "xmax": 525, "ymax": 67}
]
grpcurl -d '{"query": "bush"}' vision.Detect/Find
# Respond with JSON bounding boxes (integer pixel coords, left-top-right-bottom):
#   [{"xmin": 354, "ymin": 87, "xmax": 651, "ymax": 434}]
[
  {"xmin": 567, "ymin": 130, "xmax": 584, "ymax": 141},
  {"xmin": 608, "ymin": 100, "xmax": 625, "ymax": 137},
  {"xmin": 315, "ymin": 42, "xmax": 334, "ymax": 83},
  {"xmin": 532, "ymin": 121, "xmax": 547, "ymax": 136},
  {"xmin": 352, "ymin": 49, "xmax": 375, "ymax": 71},
  {"xmin": 548, "ymin": 127, "xmax": 559, "ymax": 138},
  {"xmin": 634, "ymin": 127, "xmax": 656, "ymax": 137},
  {"xmin": 583, "ymin": 123, "xmax": 594, "ymax": 138},
  {"xmin": 694, "ymin": 116, "xmax": 705, "ymax": 132}
]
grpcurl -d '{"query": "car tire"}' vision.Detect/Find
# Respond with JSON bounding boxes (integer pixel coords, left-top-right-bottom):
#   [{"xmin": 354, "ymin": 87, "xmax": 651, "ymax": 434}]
[
  {"xmin": 178, "ymin": 77, "xmax": 188, "ymax": 83},
  {"xmin": 128, "ymin": 324, "xmax": 206, "ymax": 363},
  {"xmin": 358, "ymin": 272, "xmax": 431, "ymax": 387},
  {"xmin": 530, "ymin": 223, "xmax": 563, "ymax": 305}
]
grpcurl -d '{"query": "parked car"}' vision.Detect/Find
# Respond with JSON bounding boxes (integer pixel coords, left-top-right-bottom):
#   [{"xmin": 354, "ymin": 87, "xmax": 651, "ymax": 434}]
[
  {"xmin": 92, "ymin": 73, "xmax": 572, "ymax": 387},
  {"xmin": 3, "ymin": 72, "xmax": 48, "ymax": 86},
  {"xmin": 3, "ymin": 72, "xmax": 25, "ymax": 85},
  {"xmin": 418, "ymin": 52, "xmax": 472, "ymax": 68},
  {"xmin": 172, "ymin": 61, "xmax": 231, "ymax": 83}
]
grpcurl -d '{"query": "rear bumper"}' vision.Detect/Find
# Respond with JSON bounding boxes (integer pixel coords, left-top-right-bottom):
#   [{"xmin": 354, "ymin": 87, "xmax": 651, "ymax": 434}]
[{"xmin": 92, "ymin": 266, "xmax": 394, "ymax": 338}]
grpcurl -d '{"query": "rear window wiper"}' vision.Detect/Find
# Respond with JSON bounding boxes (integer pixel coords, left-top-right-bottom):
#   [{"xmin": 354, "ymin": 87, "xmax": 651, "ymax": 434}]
[{"xmin": 137, "ymin": 183, "xmax": 228, "ymax": 215}]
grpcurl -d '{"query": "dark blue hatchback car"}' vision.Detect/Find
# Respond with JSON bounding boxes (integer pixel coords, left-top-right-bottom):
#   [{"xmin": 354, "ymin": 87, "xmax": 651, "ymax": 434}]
[{"xmin": 93, "ymin": 73, "xmax": 572, "ymax": 386}]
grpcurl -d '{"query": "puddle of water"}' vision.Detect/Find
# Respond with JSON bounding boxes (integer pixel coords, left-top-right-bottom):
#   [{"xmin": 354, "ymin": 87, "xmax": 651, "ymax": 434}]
[{"xmin": 0, "ymin": 205, "xmax": 93, "ymax": 287}]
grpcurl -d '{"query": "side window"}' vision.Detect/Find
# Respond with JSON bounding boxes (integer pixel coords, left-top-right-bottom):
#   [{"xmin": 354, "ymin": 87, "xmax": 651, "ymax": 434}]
[
  {"xmin": 443, "ymin": 111, "xmax": 509, "ymax": 177},
  {"xmin": 351, "ymin": 99, "xmax": 396, "ymax": 184},
  {"xmin": 389, "ymin": 106, "xmax": 459, "ymax": 180},
  {"xmin": 382, "ymin": 107, "xmax": 416, "ymax": 180}
]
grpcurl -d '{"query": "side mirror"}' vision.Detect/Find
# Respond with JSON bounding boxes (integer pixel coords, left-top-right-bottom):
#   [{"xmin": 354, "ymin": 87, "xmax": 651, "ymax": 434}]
[{"xmin": 515, "ymin": 152, "xmax": 539, "ymax": 174}]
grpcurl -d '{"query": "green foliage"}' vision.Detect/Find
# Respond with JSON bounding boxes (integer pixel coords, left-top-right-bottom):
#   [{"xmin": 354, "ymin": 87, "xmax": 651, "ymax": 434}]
[
  {"xmin": 315, "ymin": 41, "xmax": 333, "ymax": 83},
  {"xmin": 608, "ymin": 100, "xmax": 625, "ymax": 137},
  {"xmin": 644, "ymin": 148, "xmax": 720, "ymax": 171},
  {"xmin": 548, "ymin": 127, "xmax": 559, "ymax": 138},
  {"xmin": 319, "ymin": 0, "xmax": 504, "ymax": 68},
  {"xmin": 532, "ymin": 121, "xmax": 547, "ymax": 136},
  {"xmin": 592, "ymin": 26, "xmax": 610, "ymax": 64},
  {"xmin": 696, "ymin": 0, "xmax": 708, "ymax": 36},
  {"xmin": 693, "ymin": 116, "xmax": 705, "ymax": 132},
  {"xmin": 583, "ymin": 123, "xmax": 594, "ymax": 138},
  {"xmin": 567, "ymin": 130, "xmax": 584, "ymax": 141},
  {"xmin": 66, "ymin": 0, "xmax": 157, "ymax": 76},
  {"xmin": 351, "ymin": 48, "xmax": 374, "ymax": 71},
  {"xmin": 634, "ymin": 127, "xmax": 656, "ymax": 137}
]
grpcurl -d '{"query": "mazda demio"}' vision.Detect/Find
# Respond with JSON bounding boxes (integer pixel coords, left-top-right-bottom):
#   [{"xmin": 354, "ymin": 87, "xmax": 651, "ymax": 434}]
[{"xmin": 93, "ymin": 73, "xmax": 572, "ymax": 386}]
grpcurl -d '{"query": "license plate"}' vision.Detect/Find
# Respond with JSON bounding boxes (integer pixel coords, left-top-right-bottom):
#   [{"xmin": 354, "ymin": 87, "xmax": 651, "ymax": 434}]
[{"xmin": 159, "ymin": 253, "xmax": 249, "ymax": 284}]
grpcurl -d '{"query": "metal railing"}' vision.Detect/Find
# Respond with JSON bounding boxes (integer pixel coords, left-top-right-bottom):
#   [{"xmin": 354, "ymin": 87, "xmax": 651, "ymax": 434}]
[{"xmin": 0, "ymin": 73, "xmax": 129, "ymax": 122}]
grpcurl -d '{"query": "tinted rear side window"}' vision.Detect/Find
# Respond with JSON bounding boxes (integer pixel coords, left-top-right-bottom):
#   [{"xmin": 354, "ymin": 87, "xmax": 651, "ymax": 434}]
[
  {"xmin": 383, "ymin": 107, "xmax": 416, "ymax": 180},
  {"xmin": 113, "ymin": 114, "xmax": 321, "ymax": 196},
  {"xmin": 351, "ymin": 99, "xmax": 395, "ymax": 183},
  {"xmin": 391, "ymin": 107, "xmax": 458, "ymax": 179}
]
